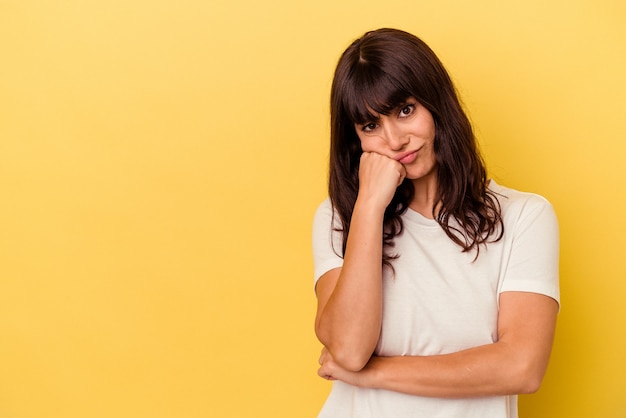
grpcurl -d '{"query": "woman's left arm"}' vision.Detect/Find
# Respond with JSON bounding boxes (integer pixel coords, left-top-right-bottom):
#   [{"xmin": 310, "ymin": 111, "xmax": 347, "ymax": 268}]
[{"xmin": 318, "ymin": 290, "xmax": 558, "ymax": 398}]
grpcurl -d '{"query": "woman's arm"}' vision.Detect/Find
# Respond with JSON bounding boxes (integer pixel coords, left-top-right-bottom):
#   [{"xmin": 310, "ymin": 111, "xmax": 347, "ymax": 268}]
[
  {"xmin": 318, "ymin": 291, "xmax": 558, "ymax": 397},
  {"xmin": 315, "ymin": 152, "xmax": 406, "ymax": 372}
]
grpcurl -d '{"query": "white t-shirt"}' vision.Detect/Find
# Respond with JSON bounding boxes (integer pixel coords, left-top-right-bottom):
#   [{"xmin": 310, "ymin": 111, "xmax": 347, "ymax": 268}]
[{"xmin": 312, "ymin": 181, "xmax": 560, "ymax": 418}]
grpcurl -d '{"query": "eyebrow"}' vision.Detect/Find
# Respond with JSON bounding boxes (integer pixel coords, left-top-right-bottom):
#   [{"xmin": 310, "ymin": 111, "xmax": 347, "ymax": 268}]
[{"xmin": 356, "ymin": 100, "xmax": 417, "ymax": 124}]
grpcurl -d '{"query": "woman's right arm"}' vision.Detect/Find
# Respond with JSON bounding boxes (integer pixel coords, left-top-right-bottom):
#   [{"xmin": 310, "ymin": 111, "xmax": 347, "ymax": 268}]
[{"xmin": 314, "ymin": 152, "xmax": 405, "ymax": 372}]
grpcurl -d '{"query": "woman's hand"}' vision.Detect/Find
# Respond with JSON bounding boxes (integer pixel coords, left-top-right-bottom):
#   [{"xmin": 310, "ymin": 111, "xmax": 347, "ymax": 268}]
[
  {"xmin": 357, "ymin": 152, "xmax": 406, "ymax": 211},
  {"xmin": 318, "ymin": 293, "xmax": 558, "ymax": 398},
  {"xmin": 314, "ymin": 153, "xmax": 400, "ymax": 372},
  {"xmin": 317, "ymin": 347, "xmax": 338, "ymax": 381},
  {"xmin": 318, "ymin": 347, "xmax": 377, "ymax": 387}
]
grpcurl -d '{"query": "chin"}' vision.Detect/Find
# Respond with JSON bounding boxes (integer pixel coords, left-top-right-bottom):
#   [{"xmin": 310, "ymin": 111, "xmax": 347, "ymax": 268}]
[{"xmin": 406, "ymin": 167, "xmax": 437, "ymax": 183}]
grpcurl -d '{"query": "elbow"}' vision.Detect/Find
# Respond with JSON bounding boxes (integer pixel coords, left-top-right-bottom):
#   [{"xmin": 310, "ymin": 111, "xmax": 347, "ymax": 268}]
[
  {"xmin": 516, "ymin": 372, "xmax": 544, "ymax": 394},
  {"xmin": 332, "ymin": 349, "xmax": 372, "ymax": 372},
  {"xmin": 316, "ymin": 333, "xmax": 373, "ymax": 372},
  {"xmin": 511, "ymin": 361, "xmax": 548, "ymax": 395},
  {"xmin": 315, "ymin": 325, "xmax": 376, "ymax": 372},
  {"xmin": 319, "ymin": 339, "xmax": 373, "ymax": 372}
]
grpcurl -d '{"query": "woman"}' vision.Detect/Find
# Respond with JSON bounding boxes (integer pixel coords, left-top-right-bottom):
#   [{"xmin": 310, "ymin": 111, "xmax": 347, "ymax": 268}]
[{"xmin": 312, "ymin": 28, "xmax": 559, "ymax": 417}]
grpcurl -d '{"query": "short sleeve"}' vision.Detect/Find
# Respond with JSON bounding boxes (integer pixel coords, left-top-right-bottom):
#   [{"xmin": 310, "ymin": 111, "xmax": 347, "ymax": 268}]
[
  {"xmin": 312, "ymin": 198, "xmax": 344, "ymax": 287},
  {"xmin": 499, "ymin": 195, "xmax": 560, "ymax": 306}
]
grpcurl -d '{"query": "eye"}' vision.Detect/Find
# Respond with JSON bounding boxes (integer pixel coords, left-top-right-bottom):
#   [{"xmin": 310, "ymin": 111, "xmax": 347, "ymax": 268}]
[
  {"xmin": 360, "ymin": 122, "xmax": 378, "ymax": 132},
  {"xmin": 399, "ymin": 104, "xmax": 415, "ymax": 118}
]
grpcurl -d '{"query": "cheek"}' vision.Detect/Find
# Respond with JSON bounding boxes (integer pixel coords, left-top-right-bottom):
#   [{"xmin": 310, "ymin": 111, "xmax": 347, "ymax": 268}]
[
  {"xmin": 357, "ymin": 136, "xmax": 381, "ymax": 153},
  {"xmin": 360, "ymin": 143, "xmax": 373, "ymax": 153},
  {"xmin": 357, "ymin": 137, "xmax": 371, "ymax": 152}
]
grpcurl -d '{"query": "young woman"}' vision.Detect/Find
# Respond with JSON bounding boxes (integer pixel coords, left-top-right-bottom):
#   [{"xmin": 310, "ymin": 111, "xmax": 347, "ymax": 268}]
[{"xmin": 312, "ymin": 28, "xmax": 559, "ymax": 417}]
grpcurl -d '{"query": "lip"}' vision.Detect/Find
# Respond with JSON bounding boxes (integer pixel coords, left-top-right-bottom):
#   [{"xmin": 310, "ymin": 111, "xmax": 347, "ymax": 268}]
[{"xmin": 394, "ymin": 149, "xmax": 419, "ymax": 164}]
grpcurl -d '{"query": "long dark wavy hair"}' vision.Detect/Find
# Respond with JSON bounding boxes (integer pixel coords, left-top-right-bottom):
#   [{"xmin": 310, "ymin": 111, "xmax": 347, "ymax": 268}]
[{"xmin": 328, "ymin": 28, "xmax": 503, "ymax": 265}]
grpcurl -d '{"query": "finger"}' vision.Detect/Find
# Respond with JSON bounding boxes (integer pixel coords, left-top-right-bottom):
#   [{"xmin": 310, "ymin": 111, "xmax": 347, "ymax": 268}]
[
  {"xmin": 317, "ymin": 367, "xmax": 336, "ymax": 381},
  {"xmin": 397, "ymin": 166, "xmax": 407, "ymax": 186},
  {"xmin": 318, "ymin": 348, "xmax": 326, "ymax": 365}
]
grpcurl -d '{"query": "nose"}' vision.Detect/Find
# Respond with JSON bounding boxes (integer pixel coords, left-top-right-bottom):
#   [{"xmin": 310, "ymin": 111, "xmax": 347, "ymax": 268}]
[{"xmin": 381, "ymin": 121, "xmax": 409, "ymax": 151}]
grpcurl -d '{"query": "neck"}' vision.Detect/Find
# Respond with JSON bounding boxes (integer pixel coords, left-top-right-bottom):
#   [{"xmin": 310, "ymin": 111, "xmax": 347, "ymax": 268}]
[{"xmin": 409, "ymin": 174, "xmax": 439, "ymax": 219}]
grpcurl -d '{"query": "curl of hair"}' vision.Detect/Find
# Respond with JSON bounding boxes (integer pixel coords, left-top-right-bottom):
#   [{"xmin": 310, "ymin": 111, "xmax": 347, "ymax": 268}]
[{"xmin": 328, "ymin": 28, "xmax": 503, "ymax": 266}]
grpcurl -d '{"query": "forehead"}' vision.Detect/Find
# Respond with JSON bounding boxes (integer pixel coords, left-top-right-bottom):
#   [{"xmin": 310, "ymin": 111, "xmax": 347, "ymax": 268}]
[{"xmin": 342, "ymin": 69, "xmax": 411, "ymax": 124}]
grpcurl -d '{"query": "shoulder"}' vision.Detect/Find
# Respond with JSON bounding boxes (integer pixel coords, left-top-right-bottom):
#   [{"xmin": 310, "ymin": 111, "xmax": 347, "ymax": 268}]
[
  {"xmin": 490, "ymin": 181, "xmax": 555, "ymax": 215},
  {"xmin": 489, "ymin": 180, "xmax": 558, "ymax": 233},
  {"xmin": 312, "ymin": 198, "xmax": 345, "ymax": 281},
  {"xmin": 313, "ymin": 197, "xmax": 343, "ymax": 238},
  {"xmin": 313, "ymin": 198, "xmax": 335, "ymax": 228},
  {"xmin": 314, "ymin": 197, "xmax": 333, "ymax": 216}
]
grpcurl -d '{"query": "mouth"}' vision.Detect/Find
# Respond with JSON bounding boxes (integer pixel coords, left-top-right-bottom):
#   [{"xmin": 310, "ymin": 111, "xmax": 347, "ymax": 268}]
[{"xmin": 395, "ymin": 149, "xmax": 419, "ymax": 164}]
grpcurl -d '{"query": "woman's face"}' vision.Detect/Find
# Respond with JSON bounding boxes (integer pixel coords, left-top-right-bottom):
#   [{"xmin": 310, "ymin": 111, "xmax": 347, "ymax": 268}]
[{"xmin": 354, "ymin": 98, "xmax": 437, "ymax": 184}]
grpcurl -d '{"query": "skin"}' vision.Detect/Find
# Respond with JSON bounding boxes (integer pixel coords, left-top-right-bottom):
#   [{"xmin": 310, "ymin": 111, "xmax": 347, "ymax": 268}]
[
  {"xmin": 355, "ymin": 99, "xmax": 438, "ymax": 217},
  {"xmin": 314, "ymin": 98, "xmax": 558, "ymax": 397}
]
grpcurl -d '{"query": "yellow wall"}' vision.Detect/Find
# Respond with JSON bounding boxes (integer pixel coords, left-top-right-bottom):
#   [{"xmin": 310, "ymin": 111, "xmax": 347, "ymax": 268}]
[{"xmin": 1, "ymin": 1, "xmax": 624, "ymax": 417}]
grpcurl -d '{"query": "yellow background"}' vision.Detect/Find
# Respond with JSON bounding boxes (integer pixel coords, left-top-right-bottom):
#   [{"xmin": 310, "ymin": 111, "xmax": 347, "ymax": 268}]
[{"xmin": 1, "ymin": 1, "xmax": 625, "ymax": 417}]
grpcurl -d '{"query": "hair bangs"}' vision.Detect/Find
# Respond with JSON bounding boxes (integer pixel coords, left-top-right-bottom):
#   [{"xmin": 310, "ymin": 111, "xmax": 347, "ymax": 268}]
[{"xmin": 342, "ymin": 66, "xmax": 410, "ymax": 125}]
